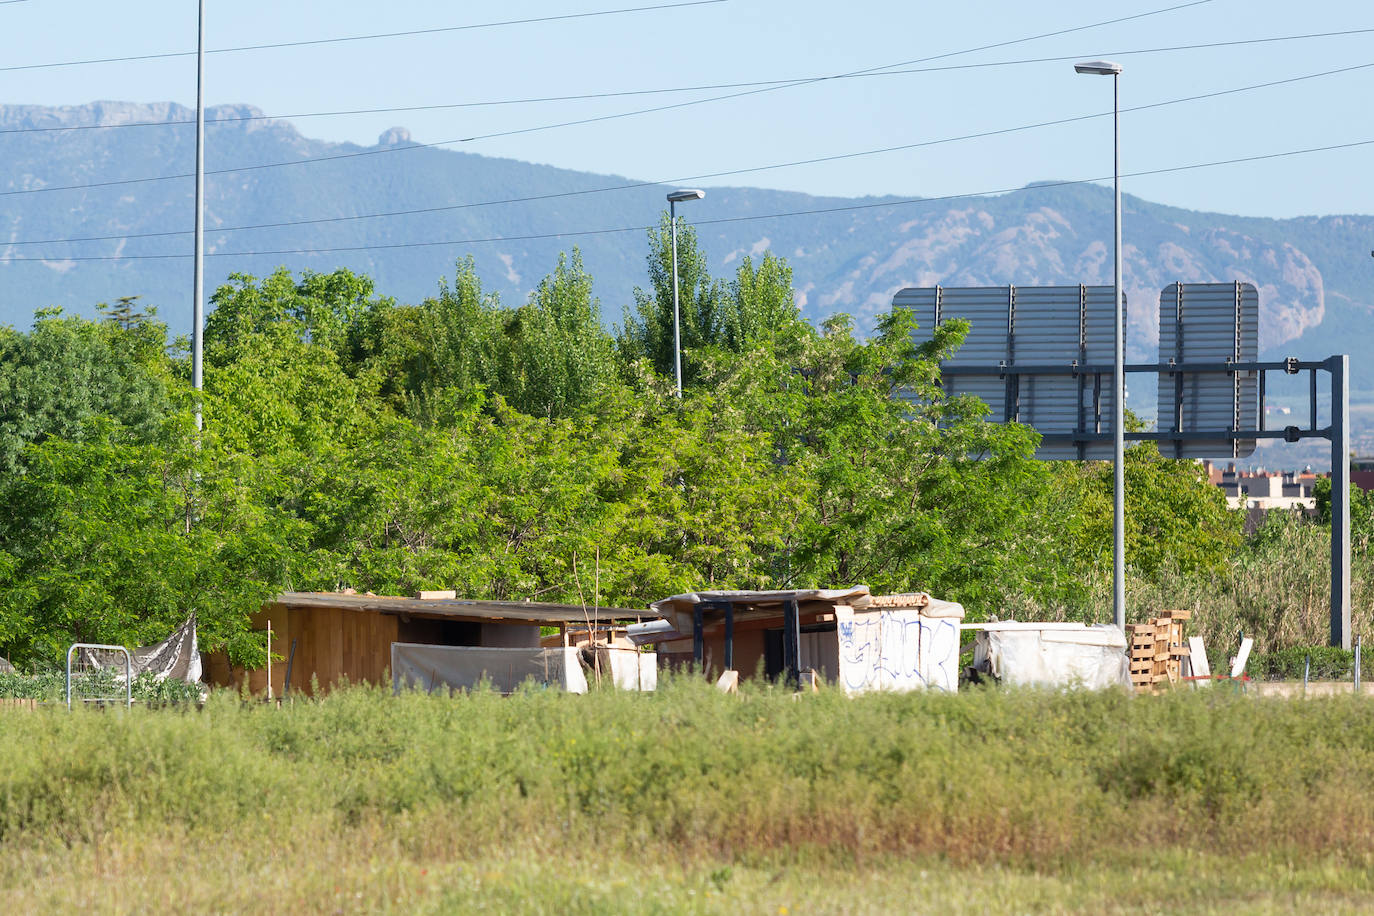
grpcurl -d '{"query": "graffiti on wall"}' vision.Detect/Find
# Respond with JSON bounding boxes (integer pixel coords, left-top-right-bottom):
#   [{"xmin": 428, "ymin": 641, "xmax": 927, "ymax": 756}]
[{"xmin": 835, "ymin": 609, "xmax": 959, "ymax": 693}]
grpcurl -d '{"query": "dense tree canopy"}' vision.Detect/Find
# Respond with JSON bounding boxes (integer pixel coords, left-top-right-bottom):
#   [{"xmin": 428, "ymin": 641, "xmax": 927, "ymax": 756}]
[{"xmin": 0, "ymin": 222, "xmax": 1247, "ymax": 667}]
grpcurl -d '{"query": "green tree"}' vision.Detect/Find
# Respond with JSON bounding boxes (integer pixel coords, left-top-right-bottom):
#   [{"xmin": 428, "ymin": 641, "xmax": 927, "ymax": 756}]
[
  {"xmin": 1313, "ymin": 476, "xmax": 1374, "ymax": 551},
  {"xmin": 720, "ymin": 252, "xmax": 805, "ymax": 351},
  {"xmin": 0, "ymin": 309, "xmax": 171, "ymax": 475},
  {"xmin": 495, "ymin": 249, "xmax": 617, "ymax": 418},
  {"xmin": 618, "ymin": 214, "xmax": 728, "ymax": 383},
  {"xmin": 0, "ymin": 416, "xmax": 297, "ymax": 666},
  {"xmin": 1059, "ymin": 444, "xmax": 1243, "ymax": 581},
  {"xmin": 346, "ymin": 258, "xmax": 503, "ymax": 422},
  {"xmin": 205, "ymin": 267, "xmax": 392, "ymax": 360}
]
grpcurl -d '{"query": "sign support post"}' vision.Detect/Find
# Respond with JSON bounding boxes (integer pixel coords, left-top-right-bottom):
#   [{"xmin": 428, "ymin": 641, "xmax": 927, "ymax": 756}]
[{"xmin": 1331, "ymin": 354, "xmax": 1351, "ymax": 650}]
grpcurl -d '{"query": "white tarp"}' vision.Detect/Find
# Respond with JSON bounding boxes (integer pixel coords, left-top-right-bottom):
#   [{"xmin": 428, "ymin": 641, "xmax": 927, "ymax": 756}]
[
  {"xmin": 77, "ymin": 616, "xmax": 202, "ymax": 684},
  {"xmin": 392, "ymin": 643, "xmax": 588, "ymax": 694},
  {"xmin": 587, "ymin": 646, "xmax": 658, "ymax": 691},
  {"xmin": 834, "ymin": 607, "xmax": 963, "ymax": 693},
  {"xmin": 972, "ymin": 624, "xmax": 1131, "ymax": 690}
]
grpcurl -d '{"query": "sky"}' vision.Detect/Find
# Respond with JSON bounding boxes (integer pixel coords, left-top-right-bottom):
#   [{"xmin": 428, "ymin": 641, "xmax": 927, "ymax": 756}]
[{"xmin": 2, "ymin": 0, "xmax": 1372, "ymax": 220}]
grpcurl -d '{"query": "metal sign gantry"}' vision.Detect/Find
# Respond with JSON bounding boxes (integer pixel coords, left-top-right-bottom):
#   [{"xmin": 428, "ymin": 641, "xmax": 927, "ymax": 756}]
[{"xmin": 938, "ymin": 354, "xmax": 1352, "ymax": 649}]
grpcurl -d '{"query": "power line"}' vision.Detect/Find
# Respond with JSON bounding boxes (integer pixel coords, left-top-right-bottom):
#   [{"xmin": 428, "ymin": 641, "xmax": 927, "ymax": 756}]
[
  {"xmin": 7, "ymin": 58, "xmax": 1370, "ymax": 249},
  {"xmin": 813, "ymin": 0, "xmax": 1214, "ymax": 78},
  {"xmin": 5, "ymin": 20, "xmax": 1368, "ymax": 201},
  {"xmin": 4, "ymin": 137, "xmax": 1371, "ymax": 263},
  {"xmin": 6, "ymin": 22, "xmax": 1371, "ymax": 200},
  {"xmin": 0, "ymin": 0, "xmax": 1214, "ymax": 135},
  {"xmin": 0, "ymin": 0, "xmax": 728, "ymax": 73}
]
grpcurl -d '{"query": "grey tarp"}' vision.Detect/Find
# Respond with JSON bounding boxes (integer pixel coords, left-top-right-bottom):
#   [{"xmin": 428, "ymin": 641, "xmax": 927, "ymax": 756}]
[{"xmin": 391, "ymin": 643, "xmax": 588, "ymax": 694}]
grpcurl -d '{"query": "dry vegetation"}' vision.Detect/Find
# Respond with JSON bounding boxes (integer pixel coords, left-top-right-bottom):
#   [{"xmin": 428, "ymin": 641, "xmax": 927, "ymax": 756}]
[
  {"xmin": 1005, "ymin": 511, "xmax": 1373, "ymax": 661},
  {"xmin": 3, "ymin": 678, "xmax": 1374, "ymax": 912}
]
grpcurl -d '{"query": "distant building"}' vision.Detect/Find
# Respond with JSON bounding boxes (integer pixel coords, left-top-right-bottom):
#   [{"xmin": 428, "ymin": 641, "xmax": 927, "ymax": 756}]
[
  {"xmin": 1351, "ymin": 457, "xmax": 1374, "ymax": 492},
  {"xmin": 1203, "ymin": 461, "xmax": 1318, "ymax": 531}
]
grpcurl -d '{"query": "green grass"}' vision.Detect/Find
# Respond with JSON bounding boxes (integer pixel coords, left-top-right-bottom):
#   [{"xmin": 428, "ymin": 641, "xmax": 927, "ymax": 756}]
[{"xmin": 3, "ymin": 677, "xmax": 1374, "ymax": 912}]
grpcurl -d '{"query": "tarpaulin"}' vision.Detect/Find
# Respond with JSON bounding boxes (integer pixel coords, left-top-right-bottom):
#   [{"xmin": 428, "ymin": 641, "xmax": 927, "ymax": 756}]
[
  {"xmin": 78, "ymin": 616, "xmax": 202, "ymax": 684},
  {"xmin": 391, "ymin": 643, "xmax": 588, "ymax": 694},
  {"xmin": 972, "ymin": 623, "xmax": 1131, "ymax": 690}
]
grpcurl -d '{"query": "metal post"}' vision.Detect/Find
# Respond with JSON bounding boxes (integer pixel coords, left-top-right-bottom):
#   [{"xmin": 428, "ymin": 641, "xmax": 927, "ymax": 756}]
[
  {"xmin": 1356, "ymin": 635, "xmax": 1362, "ymax": 693},
  {"xmin": 192, "ymin": 0, "xmax": 206, "ymax": 430},
  {"xmin": 692, "ymin": 602, "xmax": 704, "ymax": 668},
  {"xmin": 1331, "ymin": 354, "xmax": 1351, "ymax": 649},
  {"xmin": 1111, "ymin": 70, "xmax": 1126, "ymax": 631},
  {"xmin": 266, "ymin": 620, "xmax": 273, "ymax": 701},
  {"xmin": 65, "ymin": 644, "xmax": 133, "ymax": 710},
  {"xmin": 669, "ymin": 201, "xmax": 682, "ymax": 399},
  {"xmin": 782, "ymin": 598, "xmax": 801, "ymax": 690},
  {"xmin": 723, "ymin": 602, "xmax": 734, "ymax": 672},
  {"xmin": 1303, "ymin": 653, "xmax": 1310, "ymax": 696},
  {"xmin": 283, "ymin": 637, "xmax": 297, "ymax": 698}
]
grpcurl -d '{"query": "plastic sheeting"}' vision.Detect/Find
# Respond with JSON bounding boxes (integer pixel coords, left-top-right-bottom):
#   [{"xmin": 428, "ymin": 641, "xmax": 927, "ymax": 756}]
[
  {"xmin": 835, "ymin": 607, "xmax": 961, "ymax": 693},
  {"xmin": 586, "ymin": 646, "xmax": 658, "ymax": 691},
  {"xmin": 77, "ymin": 616, "xmax": 202, "ymax": 684},
  {"xmin": 972, "ymin": 624, "xmax": 1131, "ymax": 690},
  {"xmin": 392, "ymin": 643, "xmax": 588, "ymax": 694}
]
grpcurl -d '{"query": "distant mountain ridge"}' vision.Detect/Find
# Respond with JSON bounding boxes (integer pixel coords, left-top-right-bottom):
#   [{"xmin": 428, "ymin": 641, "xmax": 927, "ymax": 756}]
[{"xmin": 3, "ymin": 101, "xmax": 1372, "ymax": 443}]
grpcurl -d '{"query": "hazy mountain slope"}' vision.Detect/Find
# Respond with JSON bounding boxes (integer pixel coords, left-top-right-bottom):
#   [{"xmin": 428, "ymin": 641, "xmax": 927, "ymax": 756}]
[{"xmin": 2, "ymin": 102, "xmax": 1370, "ymax": 434}]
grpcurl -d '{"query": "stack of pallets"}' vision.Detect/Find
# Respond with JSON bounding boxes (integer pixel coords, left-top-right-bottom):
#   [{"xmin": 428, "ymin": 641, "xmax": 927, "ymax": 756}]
[{"xmin": 1128, "ymin": 610, "xmax": 1191, "ymax": 692}]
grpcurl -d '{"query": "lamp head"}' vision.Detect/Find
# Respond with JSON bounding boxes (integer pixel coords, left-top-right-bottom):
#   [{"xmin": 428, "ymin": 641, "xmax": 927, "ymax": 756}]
[
  {"xmin": 1074, "ymin": 59, "xmax": 1122, "ymax": 75},
  {"xmin": 667, "ymin": 189, "xmax": 706, "ymax": 203}
]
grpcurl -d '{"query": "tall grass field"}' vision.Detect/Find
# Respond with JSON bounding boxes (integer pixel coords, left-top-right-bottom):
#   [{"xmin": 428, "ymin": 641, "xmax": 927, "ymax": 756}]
[{"xmin": 3, "ymin": 678, "xmax": 1374, "ymax": 913}]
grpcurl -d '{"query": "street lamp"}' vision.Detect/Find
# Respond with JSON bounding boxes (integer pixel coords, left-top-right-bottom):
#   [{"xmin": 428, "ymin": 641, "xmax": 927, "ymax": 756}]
[
  {"xmin": 667, "ymin": 188, "xmax": 705, "ymax": 398},
  {"xmin": 1075, "ymin": 58, "xmax": 1125, "ymax": 630}
]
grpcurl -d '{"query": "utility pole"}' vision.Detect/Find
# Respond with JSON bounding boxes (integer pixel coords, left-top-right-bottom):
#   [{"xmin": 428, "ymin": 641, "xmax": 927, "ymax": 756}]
[{"xmin": 193, "ymin": 0, "xmax": 205, "ymax": 430}]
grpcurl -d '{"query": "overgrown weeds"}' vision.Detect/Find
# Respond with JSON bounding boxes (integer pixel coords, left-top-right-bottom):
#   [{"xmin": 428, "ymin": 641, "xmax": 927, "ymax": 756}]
[
  {"xmin": 2, "ymin": 677, "xmax": 1373, "ymax": 869},
  {"xmin": 0, "ymin": 670, "xmax": 203, "ymax": 704}
]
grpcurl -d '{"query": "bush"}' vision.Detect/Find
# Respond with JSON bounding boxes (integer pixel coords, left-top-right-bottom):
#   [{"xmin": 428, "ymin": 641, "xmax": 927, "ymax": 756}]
[
  {"xmin": 1248, "ymin": 645, "xmax": 1369, "ymax": 681},
  {"xmin": 0, "ymin": 671, "xmax": 203, "ymax": 704}
]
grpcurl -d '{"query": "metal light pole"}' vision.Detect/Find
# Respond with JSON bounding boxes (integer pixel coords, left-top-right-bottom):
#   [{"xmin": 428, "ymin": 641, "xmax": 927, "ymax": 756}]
[
  {"xmin": 666, "ymin": 189, "xmax": 705, "ymax": 398},
  {"xmin": 1075, "ymin": 59, "xmax": 1125, "ymax": 629},
  {"xmin": 193, "ymin": 0, "xmax": 206, "ymax": 430}
]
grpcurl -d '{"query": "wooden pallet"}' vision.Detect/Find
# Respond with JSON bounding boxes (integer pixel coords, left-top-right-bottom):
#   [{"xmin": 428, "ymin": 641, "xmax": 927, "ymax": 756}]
[{"xmin": 1128, "ymin": 610, "xmax": 1191, "ymax": 693}]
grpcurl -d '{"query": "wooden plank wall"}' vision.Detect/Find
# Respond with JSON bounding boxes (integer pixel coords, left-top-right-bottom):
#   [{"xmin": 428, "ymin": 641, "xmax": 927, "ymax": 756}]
[
  {"xmin": 291, "ymin": 606, "xmax": 397, "ymax": 694},
  {"xmin": 202, "ymin": 603, "xmax": 398, "ymax": 696}
]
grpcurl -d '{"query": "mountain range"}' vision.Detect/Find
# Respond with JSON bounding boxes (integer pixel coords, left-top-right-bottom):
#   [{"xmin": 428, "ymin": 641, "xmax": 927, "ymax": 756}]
[{"xmin": 3, "ymin": 101, "xmax": 1371, "ymax": 458}]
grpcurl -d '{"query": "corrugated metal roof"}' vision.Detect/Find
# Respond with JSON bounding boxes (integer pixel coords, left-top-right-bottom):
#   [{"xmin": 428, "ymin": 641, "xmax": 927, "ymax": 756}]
[{"xmin": 272, "ymin": 592, "xmax": 649, "ymax": 625}]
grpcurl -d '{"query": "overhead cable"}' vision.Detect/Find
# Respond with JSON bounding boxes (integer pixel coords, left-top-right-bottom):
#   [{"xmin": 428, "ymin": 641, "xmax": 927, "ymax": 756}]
[
  {"xmin": 0, "ymin": 0, "xmax": 729, "ymax": 73},
  {"xmin": 6, "ymin": 22, "xmax": 1371, "ymax": 198},
  {"xmin": 4, "ymin": 136, "xmax": 1371, "ymax": 263},
  {"xmin": 8, "ymin": 59, "xmax": 1371, "ymax": 248},
  {"xmin": 11, "ymin": 23, "xmax": 1365, "ymax": 198},
  {"xmin": 0, "ymin": 0, "xmax": 1215, "ymax": 135}
]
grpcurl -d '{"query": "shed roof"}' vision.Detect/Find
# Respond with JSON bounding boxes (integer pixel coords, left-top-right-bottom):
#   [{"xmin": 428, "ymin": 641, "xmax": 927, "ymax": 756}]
[
  {"xmin": 649, "ymin": 587, "xmax": 873, "ymax": 620},
  {"xmin": 647, "ymin": 587, "xmax": 964, "ymax": 640},
  {"xmin": 273, "ymin": 592, "xmax": 649, "ymax": 625}
]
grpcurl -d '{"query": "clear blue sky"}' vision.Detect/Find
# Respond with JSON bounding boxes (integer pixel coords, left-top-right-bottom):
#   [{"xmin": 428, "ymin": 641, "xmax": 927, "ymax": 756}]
[{"xmin": 2, "ymin": 0, "xmax": 1372, "ymax": 219}]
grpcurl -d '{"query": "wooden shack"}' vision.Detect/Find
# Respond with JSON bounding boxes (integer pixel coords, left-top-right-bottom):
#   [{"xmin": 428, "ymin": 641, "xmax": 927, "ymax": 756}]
[
  {"xmin": 203, "ymin": 591, "xmax": 647, "ymax": 696},
  {"xmin": 639, "ymin": 587, "xmax": 965, "ymax": 692}
]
